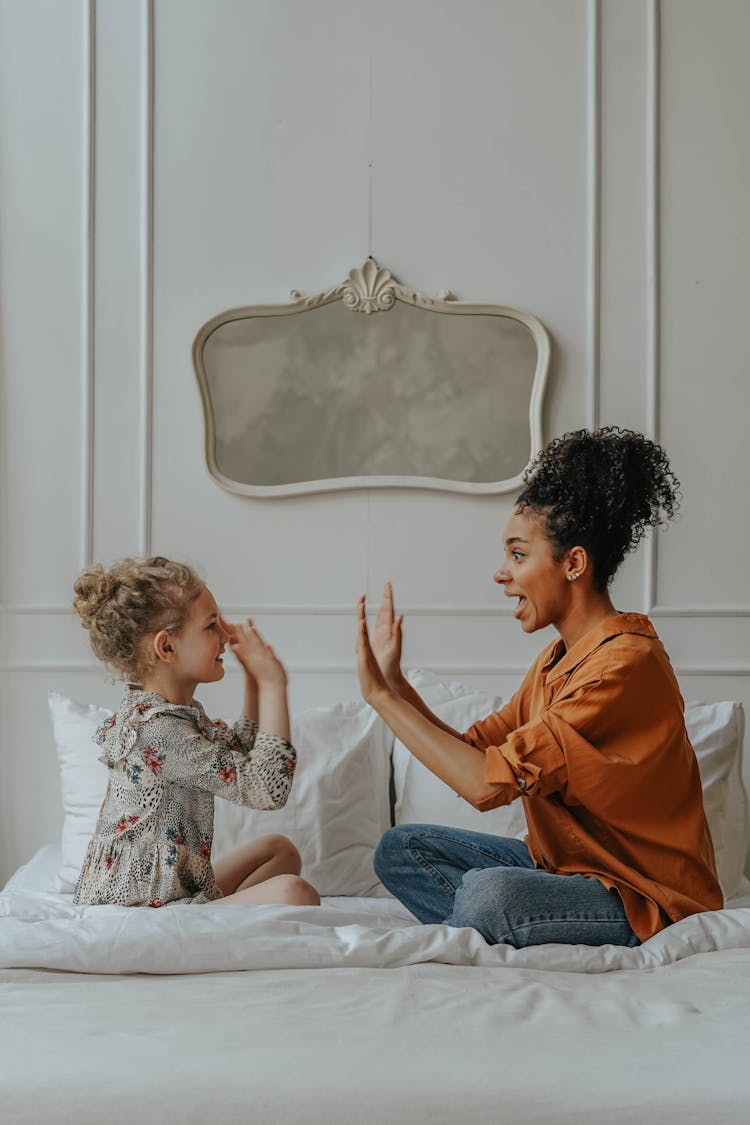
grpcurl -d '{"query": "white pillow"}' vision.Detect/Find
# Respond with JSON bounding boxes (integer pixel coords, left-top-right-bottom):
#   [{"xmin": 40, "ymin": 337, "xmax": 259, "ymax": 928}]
[
  {"xmin": 49, "ymin": 691, "xmax": 112, "ymax": 892},
  {"xmin": 212, "ymin": 700, "xmax": 393, "ymax": 896},
  {"xmin": 686, "ymin": 700, "xmax": 748, "ymax": 900},
  {"xmin": 392, "ymin": 669, "xmax": 527, "ymax": 840},
  {"xmin": 48, "ymin": 692, "xmax": 394, "ymax": 898},
  {"xmin": 392, "ymin": 674, "xmax": 748, "ymax": 900}
]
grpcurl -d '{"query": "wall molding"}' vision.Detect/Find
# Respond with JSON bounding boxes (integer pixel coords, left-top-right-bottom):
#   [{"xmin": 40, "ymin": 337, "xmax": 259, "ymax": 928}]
[
  {"xmin": 0, "ymin": 605, "xmax": 75, "ymax": 615},
  {"xmin": 643, "ymin": 0, "xmax": 661, "ymax": 614},
  {"xmin": 211, "ymin": 603, "xmax": 520, "ymax": 618},
  {"xmin": 0, "ymin": 602, "xmax": 517, "ymax": 617},
  {"xmin": 674, "ymin": 666, "xmax": 750, "ymax": 678},
  {"xmin": 586, "ymin": 0, "xmax": 601, "ymax": 432},
  {"xmin": 4, "ymin": 601, "xmax": 750, "ymax": 619},
  {"xmin": 650, "ymin": 606, "xmax": 750, "ymax": 618},
  {"xmin": 645, "ymin": 0, "xmax": 661, "ymax": 447},
  {"xmin": 80, "ymin": 0, "xmax": 96, "ymax": 570},
  {"xmin": 139, "ymin": 0, "xmax": 155, "ymax": 557},
  {"xmin": 3, "ymin": 660, "xmax": 750, "ymax": 678}
]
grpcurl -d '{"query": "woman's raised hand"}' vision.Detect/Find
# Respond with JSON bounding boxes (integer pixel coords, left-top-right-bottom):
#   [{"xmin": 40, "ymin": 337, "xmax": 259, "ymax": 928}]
[
  {"xmin": 221, "ymin": 616, "xmax": 287, "ymax": 688},
  {"xmin": 371, "ymin": 581, "xmax": 404, "ymax": 687},
  {"xmin": 356, "ymin": 596, "xmax": 390, "ymax": 706}
]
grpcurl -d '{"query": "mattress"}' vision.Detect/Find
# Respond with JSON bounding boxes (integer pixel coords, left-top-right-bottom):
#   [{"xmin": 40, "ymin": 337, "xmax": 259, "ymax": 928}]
[{"xmin": 3, "ymin": 848, "xmax": 750, "ymax": 1124}]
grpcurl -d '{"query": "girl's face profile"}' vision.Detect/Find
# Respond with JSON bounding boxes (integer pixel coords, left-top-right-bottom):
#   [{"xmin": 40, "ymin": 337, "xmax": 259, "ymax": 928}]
[
  {"xmin": 169, "ymin": 585, "xmax": 229, "ymax": 686},
  {"xmin": 494, "ymin": 507, "xmax": 571, "ymax": 634}
]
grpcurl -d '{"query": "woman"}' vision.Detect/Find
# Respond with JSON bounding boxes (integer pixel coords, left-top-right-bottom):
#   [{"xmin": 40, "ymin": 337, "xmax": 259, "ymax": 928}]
[{"xmin": 356, "ymin": 427, "xmax": 722, "ymax": 948}]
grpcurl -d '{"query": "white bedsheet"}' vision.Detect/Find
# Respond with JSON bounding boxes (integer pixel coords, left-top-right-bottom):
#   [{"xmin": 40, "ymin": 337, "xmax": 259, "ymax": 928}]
[
  {"xmin": 3, "ymin": 846, "xmax": 750, "ymax": 976},
  {"xmin": 4, "ymin": 849, "xmax": 750, "ymax": 1124}
]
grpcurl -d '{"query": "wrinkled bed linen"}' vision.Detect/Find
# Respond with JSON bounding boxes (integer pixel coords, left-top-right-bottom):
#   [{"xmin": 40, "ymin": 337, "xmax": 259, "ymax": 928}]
[
  {"xmin": 4, "ymin": 850, "xmax": 750, "ymax": 1125},
  {"xmin": 3, "ymin": 846, "xmax": 750, "ymax": 975}
]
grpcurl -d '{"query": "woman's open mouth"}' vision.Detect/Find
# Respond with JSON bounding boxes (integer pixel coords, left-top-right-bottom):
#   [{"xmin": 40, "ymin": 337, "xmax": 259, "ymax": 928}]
[{"xmin": 513, "ymin": 596, "xmax": 527, "ymax": 619}]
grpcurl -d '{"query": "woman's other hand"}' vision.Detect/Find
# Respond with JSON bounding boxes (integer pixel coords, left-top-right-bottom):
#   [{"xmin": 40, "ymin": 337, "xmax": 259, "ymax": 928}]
[
  {"xmin": 222, "ymin": 617, "xmax": 287, "ymax": 688},
  {"xmin": 371, "ymin": 582, "xmax": 404, "ymax": 688},
  {"xmin": 356, "ymin": 596, "xmax": 391, "ymax": 707}
]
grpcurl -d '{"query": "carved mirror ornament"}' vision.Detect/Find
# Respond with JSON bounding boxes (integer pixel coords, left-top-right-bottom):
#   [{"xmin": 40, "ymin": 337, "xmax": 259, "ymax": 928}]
[{"xmin": 192, "ymin": 259, "xmax": 550, "ymax": 497}]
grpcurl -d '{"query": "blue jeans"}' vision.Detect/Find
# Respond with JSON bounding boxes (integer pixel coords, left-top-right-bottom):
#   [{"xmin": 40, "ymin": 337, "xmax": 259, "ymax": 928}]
[{"xmin": 374, "ymin": 824, "xmax": 641, "ymax": 948}]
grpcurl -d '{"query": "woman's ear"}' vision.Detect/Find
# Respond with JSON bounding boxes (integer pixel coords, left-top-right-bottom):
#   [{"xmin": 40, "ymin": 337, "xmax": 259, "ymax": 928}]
[
  {"xmin": 565, "ymin": 546, "xmax": 590, "ymax": 583},
  {"xmin": 152, "ymin": 629, "xmax": 177, "ymax": 664}
]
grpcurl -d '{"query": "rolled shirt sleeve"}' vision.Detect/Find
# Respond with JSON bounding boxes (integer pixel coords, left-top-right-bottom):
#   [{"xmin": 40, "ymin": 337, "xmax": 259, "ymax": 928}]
[
  {"xmin": 463, "ymin": 654, "xmax": 675, "ymax": 813},
  {"xmin": 464, "ymin": 688, "xmax": 579, "ymax": 810}
]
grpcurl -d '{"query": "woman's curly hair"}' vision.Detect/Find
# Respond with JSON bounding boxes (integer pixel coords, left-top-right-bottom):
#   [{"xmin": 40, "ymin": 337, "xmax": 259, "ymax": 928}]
[
  {"xmin": 516, "ymin": 426, "xmax": 680, "ymax": 591},
  {"xmin": 73, "ymin": 556, "xmax": 203, "ymax": 680}
]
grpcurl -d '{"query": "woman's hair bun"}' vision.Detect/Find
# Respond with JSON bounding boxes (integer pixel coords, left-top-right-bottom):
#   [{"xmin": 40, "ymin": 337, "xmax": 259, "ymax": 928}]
[{"xmin": 517, "ymin": 426, "xmax": 680, "ymax": 591}]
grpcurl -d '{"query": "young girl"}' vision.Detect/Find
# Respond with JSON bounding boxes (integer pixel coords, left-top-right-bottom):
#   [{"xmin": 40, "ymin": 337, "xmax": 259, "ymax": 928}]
[
  {"xmin": 72, "ymin": 556, "xmax": 319, "ymax": 909},
  {"xmin": 357, "ymin": 427, "xmax": 722, "ymax": 948}
]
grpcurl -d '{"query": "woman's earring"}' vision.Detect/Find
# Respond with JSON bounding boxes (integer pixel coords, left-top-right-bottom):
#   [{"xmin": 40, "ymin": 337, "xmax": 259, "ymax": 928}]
[{"xmin": 567, "ymin": 572, "xmax": 579, "ymax": 582}]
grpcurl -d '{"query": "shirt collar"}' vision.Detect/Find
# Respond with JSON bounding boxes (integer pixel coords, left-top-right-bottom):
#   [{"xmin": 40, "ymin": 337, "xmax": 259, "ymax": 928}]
[{"xmin": 542, "ymin": 612, "xmax": 657, "ymax": 684}]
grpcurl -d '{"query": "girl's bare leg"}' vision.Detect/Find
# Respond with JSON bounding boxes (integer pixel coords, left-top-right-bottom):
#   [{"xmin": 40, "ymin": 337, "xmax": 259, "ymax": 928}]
[
  {"xmin": 213, "ymin": 873, "xmax": 320, "ymax": 907},
  {"xmin": 211, "ymin": 834, "xmax": 320, "ymax": 905},
  {"xmin": 213, "ymin": 834, "xmax": 302, "ymax": 894}
]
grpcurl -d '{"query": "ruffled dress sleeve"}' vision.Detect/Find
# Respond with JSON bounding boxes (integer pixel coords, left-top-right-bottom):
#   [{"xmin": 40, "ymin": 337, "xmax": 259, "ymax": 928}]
[{"xmin": 102, "ymin": 694, "xmax": 297, "ymax": 812}]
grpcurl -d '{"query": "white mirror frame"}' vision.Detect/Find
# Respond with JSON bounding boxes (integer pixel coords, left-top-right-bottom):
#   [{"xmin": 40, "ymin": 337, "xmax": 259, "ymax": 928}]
[{"xmin": 192, "ymin": 259, "xmax": 551, "ymax": 498}]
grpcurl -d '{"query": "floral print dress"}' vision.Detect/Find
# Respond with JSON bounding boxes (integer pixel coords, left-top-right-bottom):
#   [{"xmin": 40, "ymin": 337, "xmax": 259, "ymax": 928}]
[{"xmin": 73, "ymin": 687, "xmax": 296, "ymax": 907}]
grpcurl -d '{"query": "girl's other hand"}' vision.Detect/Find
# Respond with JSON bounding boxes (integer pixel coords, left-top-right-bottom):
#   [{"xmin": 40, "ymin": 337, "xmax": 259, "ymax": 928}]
[
  {"xmin": 224, "ymin": 617, "xmax": 287, "ymax": 688},
  {"xmin": 371, "ymin": 581, "xmax": 404, "ymax": 688},
  {"xmin": 356, "ymin": 596, "xmax": 390, "ymax": 707}
]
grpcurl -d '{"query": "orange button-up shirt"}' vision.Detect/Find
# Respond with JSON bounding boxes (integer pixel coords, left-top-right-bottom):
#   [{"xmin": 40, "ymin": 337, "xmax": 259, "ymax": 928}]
[{"xmin": 463, "ymin": 612, "xmax": 722, "ymax": 942}]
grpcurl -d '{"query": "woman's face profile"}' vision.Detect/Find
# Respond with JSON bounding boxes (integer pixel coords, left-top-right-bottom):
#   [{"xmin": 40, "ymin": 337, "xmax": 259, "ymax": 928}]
[{"xmin": 494, "ymin": 507, "xmax": 571, "ymax": 634}]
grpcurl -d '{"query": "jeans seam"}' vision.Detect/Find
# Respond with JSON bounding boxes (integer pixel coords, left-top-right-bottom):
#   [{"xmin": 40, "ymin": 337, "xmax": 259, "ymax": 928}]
[
  {"xmin": 494, "ymin": 915, "xmax": 634, "ymax": 945},
  {"xmin": 408, "ymin": 841, "xmax": 459, "ymax": 895}
]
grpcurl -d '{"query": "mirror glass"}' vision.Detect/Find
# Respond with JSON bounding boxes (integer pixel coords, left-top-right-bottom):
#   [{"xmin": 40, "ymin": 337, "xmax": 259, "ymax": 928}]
[{"xmin": 194, "ymin": 265, "xmax": 549, "ymax": 496}]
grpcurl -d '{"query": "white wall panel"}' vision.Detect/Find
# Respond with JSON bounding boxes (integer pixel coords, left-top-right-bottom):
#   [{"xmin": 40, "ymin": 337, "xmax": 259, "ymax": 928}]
[
  {"xmin": 0, "ymin": 0, "xmax": 89, "ymax": 603},
  {"xmin": 151, "ymin": 0, "xmax": 373, "ymax": 606},
  {"xmin": 367, "ymin": 491, "xmax": 507, "ymax": 607},
  {"xmin": 657, "ymin": 0, "xmax": 750, "ymax": 609},
  {"xmin": 155, "ymin": 0, "xmax": 372, "ymax": 301},
  {"xmin": 370, "ymin": 0, "xmax": 591, "ymax": 441},
  {"xmin": 599, "ymin": 0, "xmax": 649, "ymax": 435},
  {"xmin": 92, "ymin": 0, "xmax": 153, "ymax": 561}
]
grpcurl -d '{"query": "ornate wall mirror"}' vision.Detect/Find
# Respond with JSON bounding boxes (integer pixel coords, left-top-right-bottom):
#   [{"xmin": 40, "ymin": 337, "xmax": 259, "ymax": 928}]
[{"xmin": 192, "ymin": 260, "xmax": 550, "ymax": 497}]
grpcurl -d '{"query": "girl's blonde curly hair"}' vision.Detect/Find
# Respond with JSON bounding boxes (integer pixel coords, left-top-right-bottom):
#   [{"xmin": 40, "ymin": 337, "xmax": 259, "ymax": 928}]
[{"xmin": 73, "ymin": 556, "xmax": 203, "ymax": 680}]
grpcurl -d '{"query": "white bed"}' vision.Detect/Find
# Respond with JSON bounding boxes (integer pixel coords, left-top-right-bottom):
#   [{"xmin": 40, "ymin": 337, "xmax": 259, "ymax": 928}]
[{"xmin": 2, "ymin": 672, "xmax": 750, "ymax": 1124}]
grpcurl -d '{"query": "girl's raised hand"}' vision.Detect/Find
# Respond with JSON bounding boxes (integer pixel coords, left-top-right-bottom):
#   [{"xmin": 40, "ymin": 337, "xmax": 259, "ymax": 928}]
[
  {"xmin": 356, "ymin": 596, "xmax": 390, "ymax": 706},
  {"xmin": 371, "ymin": 581, "xmax": 404, "ymax": 687},
  {"xmin": 222, "ymin": 617, "xmax": 287, "ymax": 688}
]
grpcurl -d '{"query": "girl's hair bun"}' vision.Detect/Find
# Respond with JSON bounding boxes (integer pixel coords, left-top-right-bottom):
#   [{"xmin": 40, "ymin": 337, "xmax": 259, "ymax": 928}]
[
  {"xmin": 73, "ymin": 564, "xmax": 118, "ymax": 629},
  {"xmin": 72, "ymin": 556, "xmax": 202, "ymax": 680}
]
